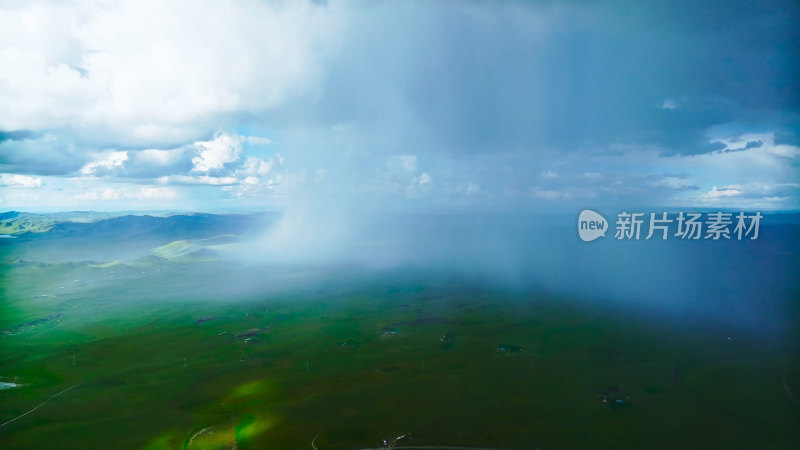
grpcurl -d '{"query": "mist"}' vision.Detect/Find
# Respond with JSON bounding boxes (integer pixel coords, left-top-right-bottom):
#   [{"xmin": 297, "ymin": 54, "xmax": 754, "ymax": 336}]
[{"xmin": 239, "ymin": 203, "xmax": 800, "ymax": 339}]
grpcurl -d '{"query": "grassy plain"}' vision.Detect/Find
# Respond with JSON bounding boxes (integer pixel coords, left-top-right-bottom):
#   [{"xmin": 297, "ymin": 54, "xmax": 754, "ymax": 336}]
[{"xmin": 1, "ymin": 254, "xmax": 798, "ymax": 449}]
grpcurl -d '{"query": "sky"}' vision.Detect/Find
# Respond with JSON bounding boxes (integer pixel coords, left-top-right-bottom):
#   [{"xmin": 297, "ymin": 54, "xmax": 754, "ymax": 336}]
[{"xmin": 0, "ymin": 0, "xmax": 798, "ymax": 213}]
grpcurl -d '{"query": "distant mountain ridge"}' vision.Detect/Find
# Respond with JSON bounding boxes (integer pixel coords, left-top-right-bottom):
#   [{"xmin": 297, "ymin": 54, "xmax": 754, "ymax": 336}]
[
  {"xmin": 0, "ymin": 210, "xmax": 166, "ymax": 235},
  {"xmin": 1, "ymin": 211, "xmax": 273, "ymax": 242}
]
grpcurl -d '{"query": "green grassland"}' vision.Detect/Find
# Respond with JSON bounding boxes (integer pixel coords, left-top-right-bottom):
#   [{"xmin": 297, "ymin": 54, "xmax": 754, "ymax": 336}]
[
  {"xmin": 0, "ymin": 211, "xmax": 127, "ymax": 235},
  {"xmin": 0, "ymin": 255, "xmax": 798, "ymax": 449},
  {"xmin": 0, "ymin": 211, "xmax": 197, "ymax": 236}
]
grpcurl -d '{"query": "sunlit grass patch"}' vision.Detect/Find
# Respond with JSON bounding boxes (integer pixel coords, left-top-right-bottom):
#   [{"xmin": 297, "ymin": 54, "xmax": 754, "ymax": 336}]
[
  {"xmin": 228, "ymin": 379, "xmax": 273, "ymax": 400},
  {"xmin": 234, "ymin": 414, "xmax": 276, "ymax": 443}
]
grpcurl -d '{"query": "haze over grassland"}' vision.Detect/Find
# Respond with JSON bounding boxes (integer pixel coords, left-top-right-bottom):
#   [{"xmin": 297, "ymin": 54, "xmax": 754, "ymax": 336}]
[{"xmin": 3, "ymin": 209, "xmax": 799, "ymax": 337}]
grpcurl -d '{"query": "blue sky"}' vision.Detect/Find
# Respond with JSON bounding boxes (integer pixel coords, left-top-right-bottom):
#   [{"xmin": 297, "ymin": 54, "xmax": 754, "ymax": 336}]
[{"xmin": 0, "ymin": 0, "xmax": 798, "ymax": 212}]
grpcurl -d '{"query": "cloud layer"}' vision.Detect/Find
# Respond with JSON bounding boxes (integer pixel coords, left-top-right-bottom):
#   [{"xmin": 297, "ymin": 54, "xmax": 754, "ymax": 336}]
[{"xmin": 0, "ymin": 0, "xmax": 798, "ymax": 211}]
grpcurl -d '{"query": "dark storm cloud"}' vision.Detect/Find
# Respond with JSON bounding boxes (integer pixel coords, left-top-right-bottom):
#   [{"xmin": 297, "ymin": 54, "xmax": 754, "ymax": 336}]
[
  {"xmin": 0, "ymin": 134, "xmax": 86, "ymax": 175},
  {"xmin": 261, "ymin": 0, "xmax": 800, "ymax": 157}
]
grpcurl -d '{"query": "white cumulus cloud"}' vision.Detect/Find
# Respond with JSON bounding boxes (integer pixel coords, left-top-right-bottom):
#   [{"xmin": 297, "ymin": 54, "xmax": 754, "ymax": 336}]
[
  {"xmin": 191, "ymin": 133, "xmax": 245, "ymax": 173},
  {"xmin": 79, "ymin": 151, "xmax": 129, "ymax": 176},
  {"xmin": 407, "ymin": 172, "xmax": 432, "ymax": 198},
  {"xmin": 136, "ymin": 148, "xmax": 185, "ymax": 166},
  {"xmin": 698, "ymin": 185, "xmax": 742, "ymax": 201},
  {"xmin": 0, "ymin": 173, "xmax": 43, "ymax": 188},
  {"xmin": 158, "ymin": 175, "xmax": 238, "ymax": 186},
  {"xmin": 237, "ymin": 155, "xmax": 282, "ymax": 177},
  {"xmin": 191, "ymin": 133, "xmax": 272, "ymax": 173},
  {"xmin": 73, "ymin": 186, "xmax": 177, "ymax": 201},
  {"xmin": 0, "ymin": 0, "xmax": 346, "ymax": 145}
]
